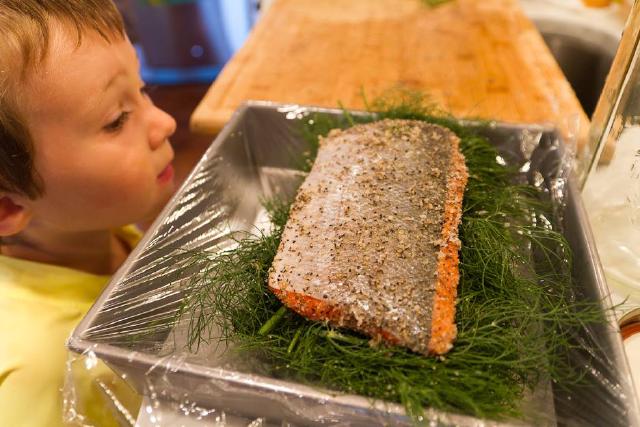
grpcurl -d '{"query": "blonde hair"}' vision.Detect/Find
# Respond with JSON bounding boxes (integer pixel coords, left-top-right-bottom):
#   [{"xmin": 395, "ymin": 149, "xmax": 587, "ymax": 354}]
[{"xmin": 0, "ymin": 0, "xmax": 125, "ymax": 198}]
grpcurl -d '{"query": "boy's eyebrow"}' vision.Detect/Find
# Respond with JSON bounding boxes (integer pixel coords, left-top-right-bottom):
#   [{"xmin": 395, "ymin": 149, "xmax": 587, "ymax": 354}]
[
  {"xmin": 83, "ymin": 69, "xmax": 126, "ymax": 119},
  {"xmin": 102, "ymin": 70, "xmax": 126, "ymax": 93}
]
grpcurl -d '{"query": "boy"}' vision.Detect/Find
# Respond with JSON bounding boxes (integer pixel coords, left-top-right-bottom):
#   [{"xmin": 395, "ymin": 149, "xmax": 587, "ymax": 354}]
[{"xmin": 0, "ymin": 0, "xmax": 177, "ymax": 425}]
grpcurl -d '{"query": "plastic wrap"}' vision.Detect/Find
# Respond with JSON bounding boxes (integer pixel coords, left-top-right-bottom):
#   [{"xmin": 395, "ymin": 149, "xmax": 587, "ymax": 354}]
[{"xmin": 66, "ymin": 102, "xmax": 640, "ymax": 426}]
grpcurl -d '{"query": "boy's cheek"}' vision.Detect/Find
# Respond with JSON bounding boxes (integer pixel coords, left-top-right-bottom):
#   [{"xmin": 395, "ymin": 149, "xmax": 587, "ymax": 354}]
[
  {"xmin": 44, "ymin": 163, "xmax": 154, "ymax": 210},
  {"xmin": 33, "ymin": 145, "xmax": 171, "ymax": 226},
  {"xmin": 33, "ymin": 178, "xmax": 161, "ymax": 230}
]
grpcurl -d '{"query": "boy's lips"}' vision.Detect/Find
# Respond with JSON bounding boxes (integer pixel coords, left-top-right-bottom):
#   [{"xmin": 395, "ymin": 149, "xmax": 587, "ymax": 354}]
[{"xmin": 157, "ymin": 163, "xmax": 174, "ymax": 184}]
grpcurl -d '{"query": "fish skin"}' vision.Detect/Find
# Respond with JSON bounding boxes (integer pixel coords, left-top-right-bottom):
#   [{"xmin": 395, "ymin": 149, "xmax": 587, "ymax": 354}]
[{"xmin": 269, "ymin": 119, "xmax": 468, "ymax": 355}]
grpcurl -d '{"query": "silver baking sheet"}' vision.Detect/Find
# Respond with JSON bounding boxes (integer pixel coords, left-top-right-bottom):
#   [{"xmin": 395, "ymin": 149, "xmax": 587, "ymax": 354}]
[{"xmin": 69, "ymin": 102, "xmax": 640, "ymax": 426}]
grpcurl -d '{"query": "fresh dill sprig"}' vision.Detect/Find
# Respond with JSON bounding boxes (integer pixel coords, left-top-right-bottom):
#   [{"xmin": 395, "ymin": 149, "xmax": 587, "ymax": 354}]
[
  {"xmin": 174, "ymin": 90, "xmax": 606, "ymax": 422},
  {"xmin": 175, "ymin": 199, "xmax": 290, "ymax": 351},
  {"xmin": 420, "ymin": 0, "xmax": 453, "ymax": 7}
]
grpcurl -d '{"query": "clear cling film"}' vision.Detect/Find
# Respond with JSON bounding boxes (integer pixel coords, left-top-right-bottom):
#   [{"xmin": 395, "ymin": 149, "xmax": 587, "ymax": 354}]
[{"xmin": 65, "ymin": 102, "xmax": 639, "ymax": 426}]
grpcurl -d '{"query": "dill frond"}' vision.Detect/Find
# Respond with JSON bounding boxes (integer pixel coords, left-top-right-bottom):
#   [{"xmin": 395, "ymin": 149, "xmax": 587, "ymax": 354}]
[{"xmin": 420, "ymin": 0, "xmax": 454, "ymax": 8}]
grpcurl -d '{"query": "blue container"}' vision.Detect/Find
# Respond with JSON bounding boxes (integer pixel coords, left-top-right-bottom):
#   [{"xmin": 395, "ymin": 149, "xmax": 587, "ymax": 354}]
[{"xmin": 130, "ymin": 0, "xmax": 256, "ymax": 84}]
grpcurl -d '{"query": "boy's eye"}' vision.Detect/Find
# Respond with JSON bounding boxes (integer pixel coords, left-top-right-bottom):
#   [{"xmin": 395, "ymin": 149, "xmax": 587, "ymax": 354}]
[{"xmin": 104, "ymin": 111, "xmax": 131, "ymax": 133}]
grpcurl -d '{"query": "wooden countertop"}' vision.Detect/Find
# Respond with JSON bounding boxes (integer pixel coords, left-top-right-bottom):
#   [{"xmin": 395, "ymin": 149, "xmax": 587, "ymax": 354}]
[{"xmin": 190, "ymin": 0, "xmax": 587, "ymax": 137}]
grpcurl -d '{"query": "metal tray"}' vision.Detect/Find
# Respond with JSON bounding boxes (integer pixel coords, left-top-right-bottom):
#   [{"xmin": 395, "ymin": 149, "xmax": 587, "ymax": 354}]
[{"xmin": 69, "ymin": 102, "xmax": 640, "ymax": 426}]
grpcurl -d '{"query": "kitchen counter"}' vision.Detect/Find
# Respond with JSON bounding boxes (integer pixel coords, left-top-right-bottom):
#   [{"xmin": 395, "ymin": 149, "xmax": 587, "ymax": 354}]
[{"xmin": 190, "ymin": 0, "xmax": 588, "ymax": 137}]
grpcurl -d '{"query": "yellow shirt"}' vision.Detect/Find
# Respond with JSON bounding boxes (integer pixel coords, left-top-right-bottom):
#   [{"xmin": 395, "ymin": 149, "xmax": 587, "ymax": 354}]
[{"xmin": 0, "ymin": 226, "xmax": 142, "ymax": 427}]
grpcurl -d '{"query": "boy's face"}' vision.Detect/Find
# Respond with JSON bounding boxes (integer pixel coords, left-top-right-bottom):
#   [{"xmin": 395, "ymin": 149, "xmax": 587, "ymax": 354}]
[{"xmin": 21, "ymin": 23, "xmax": 177, "ymax": 232}]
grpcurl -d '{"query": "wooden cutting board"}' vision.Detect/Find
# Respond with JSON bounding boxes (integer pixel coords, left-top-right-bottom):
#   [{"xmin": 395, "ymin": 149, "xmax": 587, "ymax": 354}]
[{"xmin": 190, "ymin": 0, "xmax": 587, "ymax": 137}]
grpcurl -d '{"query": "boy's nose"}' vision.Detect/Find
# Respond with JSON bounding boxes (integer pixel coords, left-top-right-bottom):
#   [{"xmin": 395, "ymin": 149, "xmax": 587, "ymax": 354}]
[{"xmin": 148, "ymin": 105, "xmax": 177, "ymax": 150}]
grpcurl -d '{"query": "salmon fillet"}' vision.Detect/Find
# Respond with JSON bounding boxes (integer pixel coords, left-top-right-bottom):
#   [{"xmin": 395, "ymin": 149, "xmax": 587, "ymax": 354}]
[{"xmin": 268, "ymin": 119, "xmax": 468, "ymax": 355}]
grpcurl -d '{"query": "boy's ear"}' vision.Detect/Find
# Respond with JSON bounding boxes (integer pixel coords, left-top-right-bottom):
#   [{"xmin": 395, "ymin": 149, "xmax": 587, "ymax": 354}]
[{"xmin": 0, "ymin": 195, "xmax": 32, "ymax": 236}]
